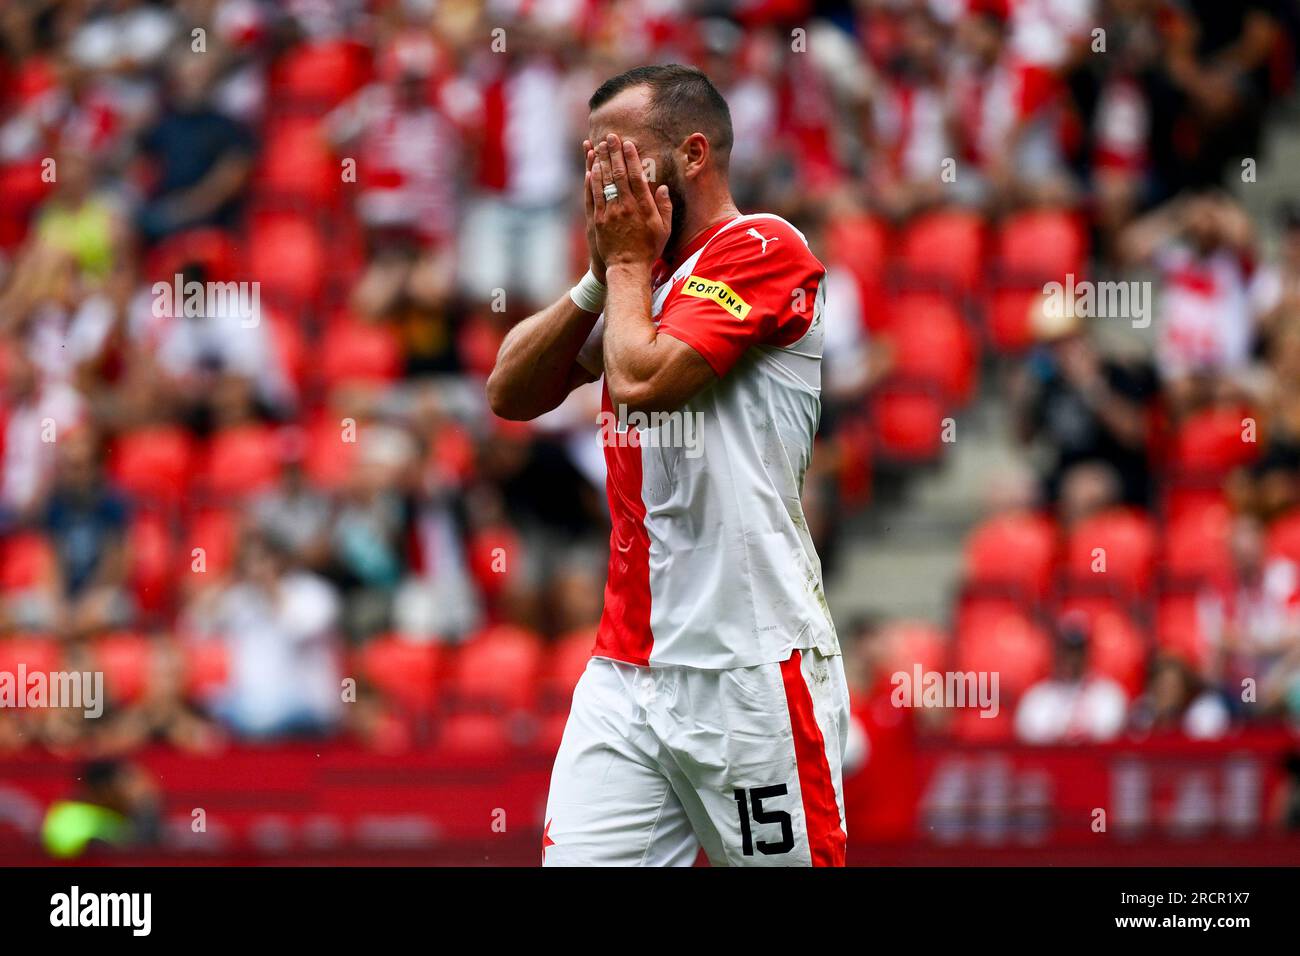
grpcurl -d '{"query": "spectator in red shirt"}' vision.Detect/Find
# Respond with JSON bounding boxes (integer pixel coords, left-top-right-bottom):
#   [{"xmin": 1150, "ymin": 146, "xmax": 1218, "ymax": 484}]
[{"xmin": 841, "ymin": 617, "xmax": 919, "ymax": 845}]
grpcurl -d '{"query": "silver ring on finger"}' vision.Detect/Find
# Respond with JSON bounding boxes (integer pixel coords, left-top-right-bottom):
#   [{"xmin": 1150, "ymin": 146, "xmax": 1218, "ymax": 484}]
[{"xmin": 602, "ymin": 183, "xmax": 620, "ymax": 202}]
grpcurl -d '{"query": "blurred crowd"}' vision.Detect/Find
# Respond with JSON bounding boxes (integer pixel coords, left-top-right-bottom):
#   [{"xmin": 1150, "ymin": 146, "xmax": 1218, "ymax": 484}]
[{"xmin": 1, "ymin": 0, "xmax": 1300, "ymax": 760}]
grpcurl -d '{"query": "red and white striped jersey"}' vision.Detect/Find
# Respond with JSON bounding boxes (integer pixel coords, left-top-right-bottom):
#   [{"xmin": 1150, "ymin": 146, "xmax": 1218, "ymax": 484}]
[
  {"xmin": 474, "ymin": 59, "xmax": 570, "ymax": 206},
  {"xmin": 578, "ymin": 213, "xmax": 840, "ymax": 669}
]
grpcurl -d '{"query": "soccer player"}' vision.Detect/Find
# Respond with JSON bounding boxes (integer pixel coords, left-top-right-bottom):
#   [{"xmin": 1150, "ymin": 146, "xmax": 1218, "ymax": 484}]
[{"xmin": 486, "ymin": 65, "xmax": 847, "ymax": 867}]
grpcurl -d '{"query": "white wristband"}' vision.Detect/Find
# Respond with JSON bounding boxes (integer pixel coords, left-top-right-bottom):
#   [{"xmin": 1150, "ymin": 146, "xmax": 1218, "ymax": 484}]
[{"xmin": 568, "ymin": 269, "xmax": 607, "ymax": 313}]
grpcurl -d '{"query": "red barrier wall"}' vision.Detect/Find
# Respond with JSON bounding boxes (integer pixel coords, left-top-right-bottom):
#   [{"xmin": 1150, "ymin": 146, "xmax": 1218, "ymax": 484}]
[{"xmin": 2, "ymin": 731, "xmax": 1298, "ymax": 865}]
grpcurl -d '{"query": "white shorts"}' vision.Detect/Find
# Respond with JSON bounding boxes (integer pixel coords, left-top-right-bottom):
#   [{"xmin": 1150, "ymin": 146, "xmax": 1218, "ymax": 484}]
[{"xmin": 542, "ymin": 648, "xmax": 849, "ymax": 867}]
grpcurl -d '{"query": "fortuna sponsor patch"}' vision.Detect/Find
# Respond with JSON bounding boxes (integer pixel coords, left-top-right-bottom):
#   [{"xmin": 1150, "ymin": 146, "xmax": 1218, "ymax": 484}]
[{"xmin": 681, "ymin": 275, "xmax": 752, "ymax": 320}]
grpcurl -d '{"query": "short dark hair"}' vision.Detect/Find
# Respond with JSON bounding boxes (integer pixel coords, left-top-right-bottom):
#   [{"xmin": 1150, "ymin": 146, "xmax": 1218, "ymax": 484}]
[{"xmin": 588, "ymin": 64, "xmax": 733, "ymax": 158}]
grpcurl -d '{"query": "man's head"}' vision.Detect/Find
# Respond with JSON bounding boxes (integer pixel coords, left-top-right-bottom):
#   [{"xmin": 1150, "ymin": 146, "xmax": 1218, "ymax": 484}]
[
  {"xmin": 588, "ymin": 65, "xmax": 733, "ymax": 255},
  {"xmin": 237, "ymin": 529, "xmax": 290, "ymax": 590},
  {"xmin": 957, "ymin": 0, "xmax": 1008, "ymax": 67},
  {"xmin": 1183, "ymin": 191, "xmax": 1223, "ymax": 253},
  {"xmin": 899, "ymin": 7, "xmax": 944, "ymax": 77},
  {"xmin": 165, "ymin": 49, "xmax": 216, "ymax": 112},
  {"xmin": 1054, "ymin": 612, "xmax": 1092, "ymax": 682}
]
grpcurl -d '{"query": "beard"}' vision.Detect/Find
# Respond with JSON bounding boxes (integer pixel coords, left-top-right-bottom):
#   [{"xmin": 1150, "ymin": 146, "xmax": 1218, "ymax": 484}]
[{"xmin": 661, "ymin": 155, "xmax": 689, "ymax": 260}]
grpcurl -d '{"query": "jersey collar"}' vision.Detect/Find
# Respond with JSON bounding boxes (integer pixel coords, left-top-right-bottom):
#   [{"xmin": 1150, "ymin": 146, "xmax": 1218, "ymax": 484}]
[{"xmin": 657, "ymin": 215, "xmax": 742, "ymax": 282}]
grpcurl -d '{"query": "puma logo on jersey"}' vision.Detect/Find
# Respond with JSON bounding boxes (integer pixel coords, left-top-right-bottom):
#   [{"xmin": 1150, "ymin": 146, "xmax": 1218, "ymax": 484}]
[
  {"xmin": 681, "ymin": 275, "xmax": 752, "ymax": 320},
  {"xmin": 746, "ymin": 228, "xmax": 779, "ymax": 254}
]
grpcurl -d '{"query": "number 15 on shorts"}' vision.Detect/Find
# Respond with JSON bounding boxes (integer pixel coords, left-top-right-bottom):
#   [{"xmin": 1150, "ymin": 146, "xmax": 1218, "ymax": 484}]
[{"xmin": 734, "ymin": 785, "xmax": 795, "ymax": 856}]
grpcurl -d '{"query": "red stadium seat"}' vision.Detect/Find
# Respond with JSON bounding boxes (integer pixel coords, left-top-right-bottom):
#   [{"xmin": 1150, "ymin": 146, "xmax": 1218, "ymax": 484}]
[
  {"xmin": 1154, "ymin": 593, "xmax": 1210, "ymax": 672},
  {"xmin": 1168, "ymin": 407, "xmax": 1260, "ymax": 476},
  {"xmin": 827, "ymin": 213, "xmax": 890, "ymax": 328},
  {"xmin": 1161, "ymin": 483, "xmax": 1229, "ymax": 526},
  {"xmin": 109, "ymin": 426, "xmax": 195, "ymax": 508},
  {"xmin": 246, "ymin": 214, "xmax": 326, "ymax": 308},
  {"xmin": 302, "ymin": 413, "xmax": 361, "ymax": 491},
  {"xmin": 874, "ymin": 290, "xmax": 958, "ymax": 333},
  {"xmin": 256, "ymin": 120, "xmax": 340, "ymax": 207},
  {"xmin": 181, "ymin": 641, "xmax": 229, "ymax": 698},
  {"xmin": 985, "ymin": 286, "xmax": 1041, "ymax": 353},
  {"xmin": 897, "ymin": 209, "xmax": 985, "ymax": 295},
  {"xmin": 466, "ymin": 526, "xmax": 523, "ymax": 600},
  {"xmin": 955, "ymin": 594, "xmax": 1024, "ymax": 629},
  {"xmin": 954, "ymin": 607, "xmax": 1052, "ymax": 698},
  {"xmin": 146, "ymin": 227, "xmax": 240, "ymax": 285},
  {"xmin": 872, "ymin": 385, "xmax": 947, "ymax": 463},
  {"xmin": 200, "ymin": 424, "xmax": 281, "ymax": 499},
  {"xmin": 319, "ymin": 317, "xmax": 403, "ymax": 389},
  {"xmin": 357, "ymin": 635, "xmax": 442, "ymax": 714},
  {"xmin": 270, "ymin": 39, "xmax": 372, "ymax": 108},
  {"xmin": 878, "ymin": 620, "xmax": 949, "ymax": 676},
  {"xmin": 183, "ymin": 506, "xmax": 240, "ymax": 579},
  {"xmin": 827, "ymin": 213, "xmax": 890, "ymax": 292},
  {"xmin": 0, "ymin": 160, "xmax": 48, "ymax": 207},
  {"xmin": 1086, "ymin": 610, "xmax": 1147, "ymax": 697},
  {"xmin": 1163, "ymin": 500, "xmax": 1233, "ymax": 587},
  {"xmin": 93, "ymin": 632, "xmax": 154, "ymax": 704},
  {"xmin": 0, "ymin": 634, "xmax": 61, "ymax": 675},
  {"xmin": 995, "ymin": 209, "xmax": 1087, "ymax": 284},
  {"xmin": 0, "ymin": 532, "xmax": 57, "ymax": 593},
  {"xmin": 450, "ymin": 625, "xmax": 544, "ymax": 712},
  {"xmin": 881, "ymin": 294, "xmax": 977, "ymax": 404},
  {"xmin": 264, "ymin": 310, "xmax": 307, "ymax": 395},
  {"xmin": 963, "ymin": 511, "xmax": 1058, "ymax": 600},
  {"xmin": 1063, "ymin": 508, "xmax": 1157, "ymax": 595},
  {"xmin": 127, "ymin": 510, "xmax": 176, "ymax": 615},
  {"xmin": 0, "ymin": 160, "xmax": 54, "ymax": 245}
]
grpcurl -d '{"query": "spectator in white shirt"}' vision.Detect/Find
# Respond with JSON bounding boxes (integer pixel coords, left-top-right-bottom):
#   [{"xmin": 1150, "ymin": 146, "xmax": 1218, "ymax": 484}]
[
  {"xmin": 1015, "ymin": 613, "xmax": 1128, "ymax": 744},
  {"xmin": 201, "ymin": 531, "xmax": 344, "ymax": 739},
  {"xmin": 1122, "ymin": 191, "xmax": 1259, "ymax": 416}
]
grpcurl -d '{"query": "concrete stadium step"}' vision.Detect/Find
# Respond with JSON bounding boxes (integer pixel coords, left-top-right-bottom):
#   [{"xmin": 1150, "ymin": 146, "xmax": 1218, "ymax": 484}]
[{"xmin": 827, "ymin": 390, "xmax": 1022, "ymax": 623}]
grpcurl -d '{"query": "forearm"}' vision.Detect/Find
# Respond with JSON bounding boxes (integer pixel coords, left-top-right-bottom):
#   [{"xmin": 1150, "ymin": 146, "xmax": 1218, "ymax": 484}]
[
  {"xmin": 1120, "ymin": 202, "xmax": 1181, "ymax": 265},
  {"xmin": 601, "ymin": 261, "xmax": 663, "ymax": 410},
  {"xmin": 486, "ymin": 292, "xmax": 599, "ymax": 420},
  {"xmin": 1223, "ymin": 13, "xmax": 1278, "ymax": 73},
  {"xmin": 1093, "ymin": 394, "xmax": 1146, "ymax": 447},
  {"xmin": 176, "ymin": 154, "xmax": 251, "ymax": 218},
  {"xmin": 1064, "ymin": 371, "xmax": 1146, "ymax": 448}
]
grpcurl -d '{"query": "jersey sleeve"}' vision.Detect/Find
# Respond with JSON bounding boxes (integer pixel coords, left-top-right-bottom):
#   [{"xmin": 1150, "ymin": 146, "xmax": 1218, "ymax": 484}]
[
  {"xmin": 575, "ymin": 315, "xmax": 604, "ymax": 375},
  {"xmin": 656, "ymin": 220, "xmax": 825, "ymax": 379}
]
